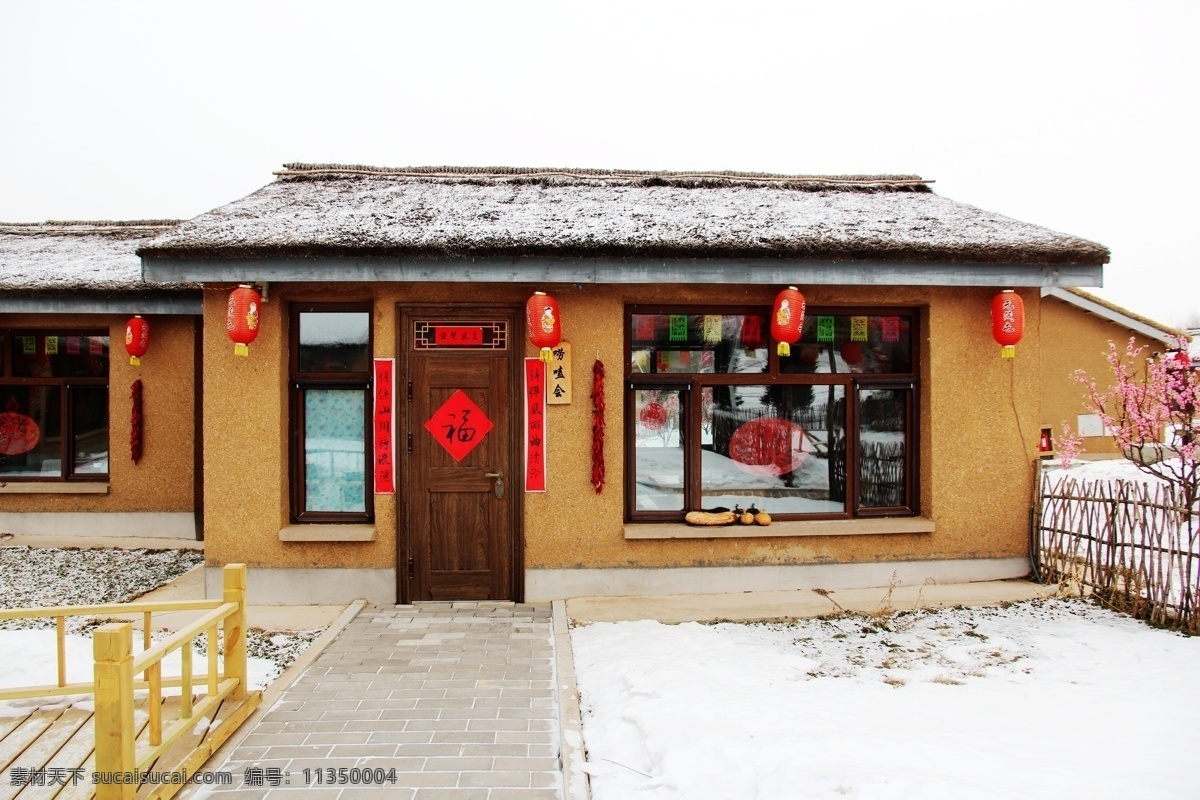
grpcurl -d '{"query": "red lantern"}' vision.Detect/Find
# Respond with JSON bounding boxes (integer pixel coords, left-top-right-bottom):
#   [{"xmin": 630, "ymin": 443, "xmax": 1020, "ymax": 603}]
[
  {"xmin": 991, "ymin": 290, "xmax": 1025, "ymax": 359},
  {"xmin": 771, "ymin": 286, "xmax": 806, "ymax": 357},
  {"xmin": 125, "ymin": 316, "xmax": 150, "ymax": 366},
  {"xmin": 526, "ymin": 292, "xmax": 562, "ymax": 363},
  {"xmin": 227, "ymin": 284, "xmax": 262, "ymax": 357}
]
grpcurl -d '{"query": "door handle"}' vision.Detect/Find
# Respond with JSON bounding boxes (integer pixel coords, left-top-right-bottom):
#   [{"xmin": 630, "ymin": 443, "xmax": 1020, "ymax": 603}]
[{"xmin": 484, "ymin": 470, "xmax": 505, "ymax": 499}]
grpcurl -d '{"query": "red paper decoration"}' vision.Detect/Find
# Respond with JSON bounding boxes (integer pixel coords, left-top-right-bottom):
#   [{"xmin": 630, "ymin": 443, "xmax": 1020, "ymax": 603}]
[
  {"xmin": 728, "ymin": 417, "xmax": 808, "ymax": 477},
  {"xmin": 0, "ymin": 410, "xmax": 40, "ymax": 456},
  {"xmin": 423, "ymin": 389, "xmax": 494, "ymax": 462},
  {"xmin": 526, "ymin": 292, "xmax": 562, "ymax": 363},
  {"xmin": 992, "ymin": 290, "xmax": 1025, "ymax": 359},
  {"xmin": 125, "ymin": 316, "xmax": 150, "ymax": 366},
  {"xmin": 640, "ymin": 402, "xmax": 668, "ymax": 430},
  {"xmin": 771, "ymin": 286, "xmax": 806, "ymax": 357},
  {"xmin": 227, "ymin": 284, "xmax": 262, "ymax": 357},
  {"xmin": 741, "ymin": 315, "xmax": 766, "ymax": 350}
]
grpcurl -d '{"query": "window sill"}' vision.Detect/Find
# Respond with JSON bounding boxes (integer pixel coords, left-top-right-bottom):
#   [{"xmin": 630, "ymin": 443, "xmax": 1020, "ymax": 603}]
[
  {"xmin": 278, "ymin": 524, "xmax": 376, "ymax": 542},
  {"xmin": 624, "ymin": 516, "xmax": 935, "ymax": 540},
  {"xmin": 0, "ymin": 482, "xmax": 109, "ymax": 495}
]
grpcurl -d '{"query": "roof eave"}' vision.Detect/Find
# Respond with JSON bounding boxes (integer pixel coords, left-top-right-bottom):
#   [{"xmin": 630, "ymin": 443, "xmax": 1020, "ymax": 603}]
[
  {"xmin": 0, "ymin": 292, "xmax": 203, "ymax": 315},
  {"xmin": 141, "ymin": 255, "xmax": 1104, "ymax": 289},
  {"xmin": 1041, "ymin": 287, "xmax": 1180, "ymax": 344}
]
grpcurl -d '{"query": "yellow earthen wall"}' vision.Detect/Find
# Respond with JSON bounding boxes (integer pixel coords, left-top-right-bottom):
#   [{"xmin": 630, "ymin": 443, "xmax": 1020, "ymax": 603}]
[
  {"xmin": 0, "ymin": 313, "xmax": 195, "ymax": 512},
  {"xmin": 200, "ymin": 283, "xmax": 1044, "ymax": 575},
  {"xmin": 1038, "ymin": 297, "xmax": 1161, "ymax": 457}
]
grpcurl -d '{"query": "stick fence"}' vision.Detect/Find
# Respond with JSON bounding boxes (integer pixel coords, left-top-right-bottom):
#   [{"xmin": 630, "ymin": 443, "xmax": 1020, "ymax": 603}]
[{"xmin": 1035, "ymin": 467, "xmax": 1199, "ymax": 632}]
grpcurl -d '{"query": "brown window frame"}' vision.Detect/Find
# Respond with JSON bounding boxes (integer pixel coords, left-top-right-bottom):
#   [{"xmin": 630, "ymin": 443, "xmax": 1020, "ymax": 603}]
[
  {"xmin": 623, "ymin": 305, "xmax": 920, "ymax": 523},
  {"xmin": 0, "ymin": 328, "xmax": 110, "ymax": 482},
  {"xmin": 288, "ymin": 302, "xmax": 374, "ymax": 524}
]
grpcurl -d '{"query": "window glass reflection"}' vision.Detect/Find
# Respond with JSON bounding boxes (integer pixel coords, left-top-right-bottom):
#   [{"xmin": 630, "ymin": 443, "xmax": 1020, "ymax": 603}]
[
  {"xmin": 859, "ymin": 388, "xmax": 907, "ymax": 509},
  {"xmin": 0, "ymin": 386, "xmax": 62, "ymax": 477},
  {"xmin": 630, "ymin": 314, "xmax": 768, "ymax": 375},
  {"xmin": 781, "ymin": 315, "xmax": 912, "ymax": 375},
  {"xmin": 701, "ymin": 384, "xmax": 846, "ymax": 514},
  {"xmin": 71, "ymin": 386, "xmax": 108, "ymax": 475},
  {"xmin": 633, "ymin": 388, "xmax": 685, "ymax": 511},
  {"xmin": 299, "ymin": 312, "xmax": 370, "ymax": 372}
]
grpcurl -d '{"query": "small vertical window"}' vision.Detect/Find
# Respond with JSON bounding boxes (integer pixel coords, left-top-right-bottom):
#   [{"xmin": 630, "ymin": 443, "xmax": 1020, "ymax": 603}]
[
  {"xmin": 290, "ymin": 304, "xmax": 373, "ymax": 523},
  {"xmin": 857, "ymin": 386, "xmax": 912, "ymax": 512},
  {"xmin": 632, "ymin": 388, "xmax": 687, "ymax": 513}
]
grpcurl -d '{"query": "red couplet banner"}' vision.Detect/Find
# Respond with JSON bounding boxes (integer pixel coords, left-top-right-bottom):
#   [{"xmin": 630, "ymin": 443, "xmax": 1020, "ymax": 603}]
[
  {"xmin": 524, "ymin": 358, "xmax": 547, "ymax": 492},
  {"xmin": 373, "ymin": 358, "xmax": 396, "ymax": 495}
]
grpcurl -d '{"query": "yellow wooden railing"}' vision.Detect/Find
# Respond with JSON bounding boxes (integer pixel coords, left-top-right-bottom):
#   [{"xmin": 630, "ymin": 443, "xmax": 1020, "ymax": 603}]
[{"xmin": 0, "ymin": 564, "xmax": 254, "ymax": 800}]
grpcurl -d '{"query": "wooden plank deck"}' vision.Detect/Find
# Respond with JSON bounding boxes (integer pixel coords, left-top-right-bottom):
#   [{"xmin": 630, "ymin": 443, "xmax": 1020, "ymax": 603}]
[{"xmin": 0, "ymin": 693, "xmax": 260, "ymax": 800}]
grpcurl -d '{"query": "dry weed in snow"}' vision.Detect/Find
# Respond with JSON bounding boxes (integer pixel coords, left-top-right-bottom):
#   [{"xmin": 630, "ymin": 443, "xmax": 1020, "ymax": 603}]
[{"xmin": 0, "ymin": 545, "xmax": 203, "ymax": 629}]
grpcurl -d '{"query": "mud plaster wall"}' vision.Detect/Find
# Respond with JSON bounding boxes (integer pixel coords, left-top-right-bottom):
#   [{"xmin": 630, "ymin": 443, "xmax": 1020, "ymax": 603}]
[
  {"xmin": 200, "ymin": 282, "xmax": 1042, "ymax": 574},
  {"xmin": 200, "ymin": 285, "xmax": 397, "ymax": 570},
  {"xmin": 527, "ymin": 284, "xmax": 1041, "ymax": 569},
  {"xmin": 0, "ymin": 312, "xmax": 195, "ymax": 513},
  {"xmin": 1039, "ymin": 297, "xmax": 1161, "ymax": 457}
]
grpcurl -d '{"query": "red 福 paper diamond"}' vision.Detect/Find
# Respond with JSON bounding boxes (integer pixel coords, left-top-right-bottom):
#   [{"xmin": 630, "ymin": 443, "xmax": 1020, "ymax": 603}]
[{"xmin": 424, "ymin": 389, "xmax": 493, "ymax": 462}]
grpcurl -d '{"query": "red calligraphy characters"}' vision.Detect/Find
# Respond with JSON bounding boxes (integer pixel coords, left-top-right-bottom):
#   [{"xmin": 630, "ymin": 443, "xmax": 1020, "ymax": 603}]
[
  {"xmin": 373, "ymin": 359, "xmax": 396, "ymax": 494},
  {"xmin": 424, "ymin": 389, "xmax": 494, "ymax": 462},
  {"xmin": 525, "ymin": 358, "xmax": 547, "ymax": 492}
]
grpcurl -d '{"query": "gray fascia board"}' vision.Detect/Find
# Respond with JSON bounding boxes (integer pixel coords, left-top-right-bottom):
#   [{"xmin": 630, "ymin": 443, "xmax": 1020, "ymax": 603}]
[
  {"xmin": 141, "ymin": 255, "xmax": 1104, "ymax": 288},
  {"xmin": 0, "ymin": 295, "xmax": 202, "ymax": 314}
]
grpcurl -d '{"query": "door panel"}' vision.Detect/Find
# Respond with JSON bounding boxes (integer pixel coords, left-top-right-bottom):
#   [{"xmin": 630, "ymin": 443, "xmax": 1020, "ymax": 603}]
[{"xmin": 404, "ymin": 310, "xmax": 517, "ymax": 601}]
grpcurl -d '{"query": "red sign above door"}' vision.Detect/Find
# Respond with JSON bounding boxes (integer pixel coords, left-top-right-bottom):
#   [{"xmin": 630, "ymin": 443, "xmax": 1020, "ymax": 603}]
[
  {"xmin": 434, "ymin": 326, "xmax": 485, "ymax": 346},
  {"xmin": 423, "ymin": 389, "xmax": 494, "ymax": 462}
]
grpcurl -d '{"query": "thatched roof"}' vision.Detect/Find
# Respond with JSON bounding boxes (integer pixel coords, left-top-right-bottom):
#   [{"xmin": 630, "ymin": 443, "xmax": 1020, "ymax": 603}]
[
  {"xmin": 138, "ymin": 165, "xmax": 1110, "ymax": 265},
  {"xmin": 0, "ymin": 220, "xmax": 195, "ymax": 296}
]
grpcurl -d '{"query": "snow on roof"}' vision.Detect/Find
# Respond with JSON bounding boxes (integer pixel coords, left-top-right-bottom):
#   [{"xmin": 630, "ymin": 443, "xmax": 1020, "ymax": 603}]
[
  {"xmin": 0, "ymin": 220, "xmax": 195, "ymax": 295},
  {"xmin": 1043, "ymin": 287, "xmax": 1186, "ymax": 346},
  {"xmin": 139, "ymin": 165, "xmax": 1110, "ymax": 265}
]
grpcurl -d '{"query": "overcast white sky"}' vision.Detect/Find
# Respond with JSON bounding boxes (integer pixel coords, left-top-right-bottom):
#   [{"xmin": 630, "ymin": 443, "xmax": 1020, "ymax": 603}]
[{"xmin": 2, "ymin": 1, "xmax": 1197, "ymax": 327}]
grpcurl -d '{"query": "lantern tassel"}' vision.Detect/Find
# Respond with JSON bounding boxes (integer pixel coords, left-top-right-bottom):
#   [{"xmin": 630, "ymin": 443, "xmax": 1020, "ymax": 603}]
[
  {"xmin": 777, "ymin": 342, "xmax": 791, "ymax": 358},
  {"xmin": 129, "ymin": 356, "xmax": 141, "ymax": 367},
  {"xmin": 1001, "ymin": 345, "xmax": 1016, "ymax": 359},
  {"xmin": 540, "ymin": 347, "xmax": 553, "ymax": 364},
  {"xmin": 234, "ymin": 344, "xmax": 249, "ymax": 357}
]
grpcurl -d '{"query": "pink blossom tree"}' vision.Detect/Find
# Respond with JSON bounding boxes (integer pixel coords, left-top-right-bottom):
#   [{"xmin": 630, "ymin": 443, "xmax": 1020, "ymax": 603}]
[
  {"xmin": 1074, "ymin": 336, "xmax": 1199, "ymax": 521},
  {"xmin": 1056, "ymin": 423, "xmax": 1083, "ymax": 470}
]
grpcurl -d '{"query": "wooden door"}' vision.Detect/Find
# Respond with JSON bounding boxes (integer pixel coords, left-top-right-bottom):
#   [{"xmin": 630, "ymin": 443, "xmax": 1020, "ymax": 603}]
[{"xmin": 402, "ymin": 309, "xmax": 520, "ymax": 601}]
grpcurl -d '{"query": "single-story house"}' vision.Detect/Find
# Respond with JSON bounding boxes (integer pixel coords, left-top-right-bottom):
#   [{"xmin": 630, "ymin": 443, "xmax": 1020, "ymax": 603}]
[
  {"xmin": 0, "ymin": 220, "xmax": 202, "ymax": 539},
  {"xmin": 128, "ymin": 164, "xmax": 1126, "ymax": 604},
  {"xmin": 1039, "ymin": 287, "xmax": 1187, "ymax": 456}
]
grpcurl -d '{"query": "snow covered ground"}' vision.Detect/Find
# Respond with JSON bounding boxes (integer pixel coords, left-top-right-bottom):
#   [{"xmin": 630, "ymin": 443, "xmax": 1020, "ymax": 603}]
[
  {"xmin": 577, "ymin": 458, "xmax": 1200, "ymax": 799},
  {"xmin": 0, "ymin": 544, "xmax": 322, "ymax": 711},
  {"xmin": 572, "ymin": 599, "xmax": 1200, "ymax": 800}
]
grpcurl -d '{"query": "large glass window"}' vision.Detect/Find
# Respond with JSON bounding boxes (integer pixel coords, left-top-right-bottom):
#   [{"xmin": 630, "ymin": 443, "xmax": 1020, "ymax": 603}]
[
  {"xmin": 289, "ymin": 304, "xmax": 373, "ymax": 523},
  {"xmin": 0, "ymin": 331, "xmax": 109, "ymax": 481},
  {"xmin": 626, "ymin": 307, "xmax": 917, "ymax": 522}
]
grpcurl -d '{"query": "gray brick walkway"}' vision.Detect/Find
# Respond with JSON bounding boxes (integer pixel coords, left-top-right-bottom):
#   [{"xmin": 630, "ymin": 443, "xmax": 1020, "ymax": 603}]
[{"xmin": 209, "ymin": 602, "xmax": 562, "ymax": 800}]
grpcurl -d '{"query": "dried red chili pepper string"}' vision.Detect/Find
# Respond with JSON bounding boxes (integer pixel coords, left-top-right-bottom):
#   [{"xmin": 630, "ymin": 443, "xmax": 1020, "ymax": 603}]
[
  {"xmin": 130, "ymin": 379, "xmax": 143, "ymax": 464},
  {"xmin": 591, "ymin": 357, "xmax": 605, "ymax": 493}
]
